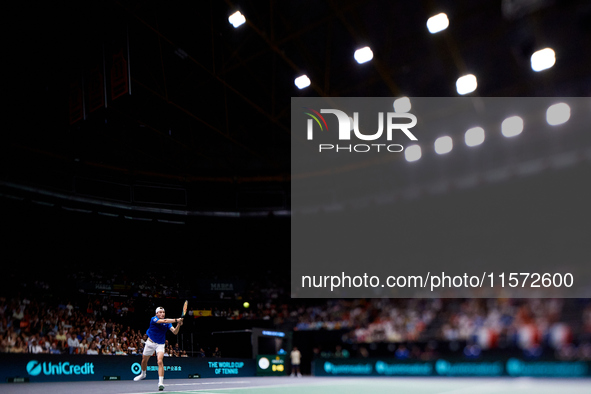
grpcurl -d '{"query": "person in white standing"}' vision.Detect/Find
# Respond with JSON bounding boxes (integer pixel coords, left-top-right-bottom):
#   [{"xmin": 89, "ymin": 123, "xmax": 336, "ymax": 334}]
[{"xmin": 290, "ymin": 346, "xmax": 302, "ymax": 377}]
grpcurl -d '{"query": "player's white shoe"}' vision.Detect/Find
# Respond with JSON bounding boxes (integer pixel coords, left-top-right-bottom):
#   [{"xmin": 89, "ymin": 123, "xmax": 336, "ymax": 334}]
[
  {"xmin": 158, "ymin": 383, "xmax": 165, "ymax": 391},
  {"xmin": 133, "ymin": 373, "xmax": 146, "ymax": 381}
]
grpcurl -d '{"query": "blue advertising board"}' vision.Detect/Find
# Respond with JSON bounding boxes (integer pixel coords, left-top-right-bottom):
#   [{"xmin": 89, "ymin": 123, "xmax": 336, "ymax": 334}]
[
  {"xmin": 314, "ymin": 357, "xmax": 591, "ymax": 378},
  {"xmin": 0, "ymin": 354, "xmax": 255, "ymax": 383}
]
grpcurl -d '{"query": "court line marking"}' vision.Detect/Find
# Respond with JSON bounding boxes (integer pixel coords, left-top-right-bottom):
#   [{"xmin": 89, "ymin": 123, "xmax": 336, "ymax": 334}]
[
  {"xmin": 170, "ymin": 381, "xmax": 252, "ymax": 386},
  {"xmin": 433, "ymin": 381, "xmax": 511, "ymax": 394},
  {"xmin": 120, "ymin": 380, "xmax": 255, "ymax": 393},
  {"xmin": 122, "ymin": 379, "xmax": 341, "ymax": 394},
  {"xmin": 186, "ymin": 380, "xmax": 348, "ymax": 391}
]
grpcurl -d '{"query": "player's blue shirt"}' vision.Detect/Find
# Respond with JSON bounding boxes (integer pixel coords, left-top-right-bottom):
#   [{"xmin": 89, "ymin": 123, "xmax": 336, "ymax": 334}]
[{"xmin": 146, "ymin": 316, "xmax": 172, "ymax": 344}]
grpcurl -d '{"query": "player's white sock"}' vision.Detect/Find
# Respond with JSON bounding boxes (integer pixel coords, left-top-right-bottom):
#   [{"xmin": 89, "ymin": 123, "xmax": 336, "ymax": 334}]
[{"xmin": 159, "ymin": 376, "xmax": 164, "ymax": 385}]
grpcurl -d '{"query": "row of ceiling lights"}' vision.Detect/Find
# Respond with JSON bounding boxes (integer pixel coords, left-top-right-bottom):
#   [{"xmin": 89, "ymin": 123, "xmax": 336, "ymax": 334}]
[
  {"xmin": 229, "ymin": 10, "xmax": 556, "ymax": 95},
  {"xmin": 401, "ymin": 102, "xmax": 571, "ymax": 162}
]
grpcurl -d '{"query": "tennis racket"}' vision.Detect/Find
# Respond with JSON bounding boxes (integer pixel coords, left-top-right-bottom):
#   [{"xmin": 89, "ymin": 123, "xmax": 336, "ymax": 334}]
[{"xmin": 181, "ymin": 300, "xmax": 188, "ymax": 318}]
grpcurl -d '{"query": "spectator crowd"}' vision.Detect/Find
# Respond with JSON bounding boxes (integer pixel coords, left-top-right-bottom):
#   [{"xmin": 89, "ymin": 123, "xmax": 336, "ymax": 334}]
[
  {"xmin": 2, "ymin": 268, "xmax": 590, "ymax": 362},
  {"xmin": 0, "ymin": 294, "xmax": 194, "ymax": 357}
]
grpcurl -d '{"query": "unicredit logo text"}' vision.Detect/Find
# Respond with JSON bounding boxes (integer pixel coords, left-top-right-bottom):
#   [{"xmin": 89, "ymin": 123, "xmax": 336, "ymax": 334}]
[
  {"xmin": 305, "ymin": 108, "xmax": 417, "ymax": 153},
  {"xmin": 26, "ymin": 360, "xmax": 95, "ymax": 376}
]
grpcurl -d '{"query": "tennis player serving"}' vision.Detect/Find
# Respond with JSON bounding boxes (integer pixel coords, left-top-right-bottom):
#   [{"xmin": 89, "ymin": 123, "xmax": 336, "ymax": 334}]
[{"xmin": 134, "ymin": 306, "xmax": 183, "ymax": 391}]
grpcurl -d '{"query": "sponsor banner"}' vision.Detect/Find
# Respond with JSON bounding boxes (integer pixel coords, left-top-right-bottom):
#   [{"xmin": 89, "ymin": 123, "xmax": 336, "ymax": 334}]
[
  {"xmin": 0, "ymin": 354, "xmax": 254, "ymax": 383},
  {"xmin": 198, "ymin": 279, "xmax": 245, "ymax": 294},
  {"xmin": 505, "ymin": 358, "xmax": 590, "ymax": 377},
  {"xmin": 313, "ymin": 357, "xmax": 591, "ymax": 378}
]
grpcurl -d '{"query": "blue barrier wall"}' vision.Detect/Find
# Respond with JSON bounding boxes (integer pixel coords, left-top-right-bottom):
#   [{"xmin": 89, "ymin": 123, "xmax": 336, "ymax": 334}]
[
  {"xmin": 0, "ymin": 354, "xmax": 255, "ymax": 383},
  {"xmin": 313, "ymin": 357, "xmax": 591, "ymax": 378}
]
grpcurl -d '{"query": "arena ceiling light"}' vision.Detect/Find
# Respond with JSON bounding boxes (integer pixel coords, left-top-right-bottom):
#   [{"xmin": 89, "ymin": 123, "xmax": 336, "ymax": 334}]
[
  {"xmin": 434, "ymin": 136, "xmax": 453, "ymax": 154},
  {"xmin": 456, "ymin": 74, "xmax": 477, "ymax": 95},
  {"xmin": 405, "ymin": 145, "xmax": 422, "ymax": 162},
  {"xmin": 393, "ymin": 97, "xmax": 411, "ymax": 113},
  {"xmin": 294, "ymin": 74, "xmax": 311, "ymax": 89},
  {"xmin": 354, "ymin": 46, "xmax": 373, "ymax": 64},
  {"xmin": 531, "ymin": 48, "xmax": 556, "ymax": 72},
  {"xmin": 427, "ymin": 13, "xmax": 449, "ymax": 34},
  {"xmin": 501, "ymin": 116, "xmax": 524, "ymax": 137},
  {"xmin": 464, "ymin": 127, "xmax": 485, "ymax": 147},
  {"xmin": 546, "ymin": 103, "xmax": 570, "ymax": 126},
  {"xmin": 228, "ymin": 11, "xmax": 246, "ymax": 28}
]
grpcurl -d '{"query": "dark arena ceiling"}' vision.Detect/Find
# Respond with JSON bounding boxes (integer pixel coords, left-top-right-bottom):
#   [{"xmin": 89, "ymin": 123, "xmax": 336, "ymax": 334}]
[{"xmin": 3, "ymin": 0, "xmax": 591, "ymax": 219}]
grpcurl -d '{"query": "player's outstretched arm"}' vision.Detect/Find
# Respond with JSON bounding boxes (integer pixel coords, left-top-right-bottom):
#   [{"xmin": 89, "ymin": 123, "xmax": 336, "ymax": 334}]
[
  {"xmin": 157, "ymin": 317, "xmax": 182, "ymax": 324},
  {"xmin": 171, "ymin": 318, "xmax": 183, "ymax": 335}
]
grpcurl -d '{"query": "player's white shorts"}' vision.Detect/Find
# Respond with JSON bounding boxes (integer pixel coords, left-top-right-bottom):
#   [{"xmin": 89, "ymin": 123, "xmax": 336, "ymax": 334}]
[{"xmin": 143, "ymin": 339, "xmax": 165, "ymax": 356}]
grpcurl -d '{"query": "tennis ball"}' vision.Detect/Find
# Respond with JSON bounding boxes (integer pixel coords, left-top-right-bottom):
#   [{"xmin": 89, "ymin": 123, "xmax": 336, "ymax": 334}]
[{"xmin": 243, "ymin": 302, "xmax": 250, "ymax": 308}]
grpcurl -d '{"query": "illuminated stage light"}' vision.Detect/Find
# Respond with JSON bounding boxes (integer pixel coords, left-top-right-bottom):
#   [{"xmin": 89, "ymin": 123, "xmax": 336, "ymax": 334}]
[
  {"xmin": 427, "ymin": 13, "xmax": 449, "ymax": 34},
  {"xmin": 229, "ymin": 11, "xmax": 246, "ymax": 28},
  {"xmin": 502, "ymin": 116, "xmax": 524, "ymax": 137},
  {"xmin": 531, "ymin": 48, "xmax": 555, "ymax": 72},
  {"xmin": 465, "ymin": 127, "xmax": 485, "ymax": 147},
  {"xmin": 456, "ymin": 74, "xmax": 477, "ymax": 95},
  {"xmin": 393, "ymin": 97, "xmax": 411, "ymax": 113},
  {"xmin": 405, "ymin": 145, "xmax": 421, "ymax": 162},
  {"xmin": 354, "ymin": 46, "xmax": 373, "ymax": 64},
  {"xmin": 294, "ymin": 75, "xmax": 311, "ymax": 89},
  {"xmin": 434, "ymin": 136, "xmax": 453, "ymax": 154},
  {"xmin": 546, "ymin": 102, "xmax": 570, "ymax": 126}
]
